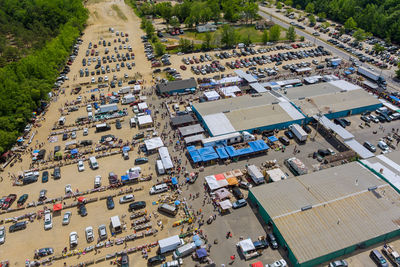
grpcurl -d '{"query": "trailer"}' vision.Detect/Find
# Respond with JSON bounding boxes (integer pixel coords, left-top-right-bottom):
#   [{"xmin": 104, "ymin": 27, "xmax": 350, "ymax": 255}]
[
  {"xmin": 383, "ymin": 244, "xmax": 400, "ymax": 266},
  {"xmin": 118, "ymin": 86, "xmax": 132, "ymax": 94},
  {"xmin": 247, "ymin": 165, "xmax": 265, "ymax": 185},
  {"xmin": 285, "ymin": 157, "xmax": 308, "ymax": 176},
  {"xmin": 288, "ymin": 124, "xmax": 308, "ymax": 142},
  {"xmin": 122, "ymin": 94, "xmax": 135, "ymax": 105},
  {"xmin": 357, "ymin": 66, "xmax": 386, "ymax": 85},
  {"xmin": 158, "ymin": 235, "xmax": 184, "ymax": 254}
]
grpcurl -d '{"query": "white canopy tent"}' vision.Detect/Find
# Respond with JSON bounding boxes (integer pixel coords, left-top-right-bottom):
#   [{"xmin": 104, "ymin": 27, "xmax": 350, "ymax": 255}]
[
  {"xmin": 204, "ymin": 90, "xmax": 220, "ymax": 101},
  {"xmin": 158, "ymin": 146, "xmax": 173, "ymax": 170},
  {"xmin": 144, "ymin": 137, "xmax": 164, "ymax": 151},
  {"xmin": 205, "ymin": 175, "xmax": 229, "ymax": 191}
]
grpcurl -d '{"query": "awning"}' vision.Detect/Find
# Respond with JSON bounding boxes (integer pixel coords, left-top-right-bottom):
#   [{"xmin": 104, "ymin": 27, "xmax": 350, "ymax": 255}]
[
  {"xmin": 219, "ymin": 199, "xmax": 232, "ymax": 210},
  {"xmin": 53, "ymin": 203, "xmax": 62, "ymax": 211},
  {"xmin": 238, "ymin": 238, "xmax": 255, "ymax": 252},
  {"xmin": 171, "ymin": 177, "xmax": 178, "ymax": 185},
  {"xmin": 226, "ymin": 177, "xmax": 239, "ymax": 185},
  {"xmin": 214, "ymin": 188, "xmax": 232, "ymax": 200},
  {"xmin": 122, "ymin": 146, "xmax": 130, "ymax": 152},
  {"xmin": 196, "ymin": 248, "xmax": 207, "ymax": 258},
  {"xmin": 251, "ymin": 261, "xmax": 263, "ymax": 267},
  {"xmin": 78, "ymin": 196, "xmax": 85, "ymax": 202},
  {"xmin": 268, "ymin": 136, "xmax": 278, "ymax": 142}
]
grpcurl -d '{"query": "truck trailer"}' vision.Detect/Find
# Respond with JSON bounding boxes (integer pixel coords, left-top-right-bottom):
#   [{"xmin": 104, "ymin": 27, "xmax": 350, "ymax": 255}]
[
  {"xmin": 288, "ymin": 124, "xmax": 308, "ymax": 142},
  {"xmin": 357, "ymin": 66, "xmax": 386, "ymax": 85}
]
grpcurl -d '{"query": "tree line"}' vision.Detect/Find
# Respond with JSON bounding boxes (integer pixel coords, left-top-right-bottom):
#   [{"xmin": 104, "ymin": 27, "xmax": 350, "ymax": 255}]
[
  {"xmin": 286, "ymin": 0, "xmax": 400, "ymax": 44},
  {"xmin": 0, "ymin": 0, "xmax": 88, "ymax": 154},
  {"xmin": 135, "ymin": 0, "xmax": 259, "ymax": 28}
]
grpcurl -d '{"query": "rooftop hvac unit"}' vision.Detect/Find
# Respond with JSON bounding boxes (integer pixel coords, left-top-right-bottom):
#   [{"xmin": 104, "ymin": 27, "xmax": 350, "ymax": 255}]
[{"xmin": 301, "ymin": 205, "xmax": 312, "ymax": 211}]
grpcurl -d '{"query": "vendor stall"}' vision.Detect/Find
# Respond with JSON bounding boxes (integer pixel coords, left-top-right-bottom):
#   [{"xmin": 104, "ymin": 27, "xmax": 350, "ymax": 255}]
[{"xmin": 237, "ymin": 238, "xmax": 259, "ymax": 260}]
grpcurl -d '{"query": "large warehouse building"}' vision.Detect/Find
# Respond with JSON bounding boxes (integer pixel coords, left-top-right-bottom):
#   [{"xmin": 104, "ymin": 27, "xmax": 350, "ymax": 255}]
[
  {"xmin": 248, "ymin": 162, "xmax": 400, "ymax": 267},
  {"xmin": 192, "ymin": 81, "xmax": 382, "ymax": 136},
  {"xmin": 192, "ymin": 93, "xmax": 305, "ymax": 136}
]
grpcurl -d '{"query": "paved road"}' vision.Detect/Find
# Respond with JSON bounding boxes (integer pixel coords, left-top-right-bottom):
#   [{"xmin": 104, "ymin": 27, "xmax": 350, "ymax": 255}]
[{"xmin": 258, "ymin": 8, "xmax": 400, "ymax": 91}]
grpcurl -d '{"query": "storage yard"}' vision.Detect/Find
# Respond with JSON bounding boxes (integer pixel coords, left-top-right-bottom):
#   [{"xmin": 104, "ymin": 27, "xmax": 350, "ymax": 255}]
[{"xmin": 0, "ymin": 0, "xmax": 400, "ymax": 267}]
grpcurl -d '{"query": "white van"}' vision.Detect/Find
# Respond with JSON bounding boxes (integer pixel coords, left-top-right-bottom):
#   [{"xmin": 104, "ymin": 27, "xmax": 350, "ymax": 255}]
[
  {"xmin": 58, "ymin": 116, "xmax": 66, "ymax": 126},
  {"xmin": 156, "ymin": 160, "xmax": 165, "ymax": 175},
  {"xmin": 94, "ymin": 175, "xmax": 101, "ymax": 188},
  {"xmin": 173, "ymin": 104, "xmax": 179, "ymax": 111},
  {"xmin": 89, "ymin": 157, "xmax": 99, "ymax": 169},
  {"xmin": 150, "ymin": 183, "xmax": 168, "ymax": 195},
  {"xmin": 110, "ymin": 215, "xmax": 122, "ymax": 234}
]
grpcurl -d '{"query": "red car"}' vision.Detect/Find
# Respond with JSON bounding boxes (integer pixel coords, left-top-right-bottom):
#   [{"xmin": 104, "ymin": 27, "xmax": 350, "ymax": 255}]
[
  {"xmin": 180, "ymin": 65, "xmax": 187, "ymax": 70},
  {"xmin": 2, "ymin": 194, "xmax": 17, "ymax": 210}
]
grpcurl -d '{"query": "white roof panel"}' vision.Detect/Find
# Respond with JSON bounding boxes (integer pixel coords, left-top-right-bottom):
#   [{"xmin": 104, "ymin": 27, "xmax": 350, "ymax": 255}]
[
  {"xmin": 250, "ymin": 83, "xmax": 268, "ymax": 93},
  {"xmin": 137, "ymin": 115, "xmax": 153, "ymax": 125},
  {"xmin": 279, "ymin": 102, "xmax": 305, "ymax": 120},
  {"xmin": 203, "ymin": 113, "xmax": 236, "ymax": 136},
  {"xmin": 344, "ymin": 139, "xmax": 375, "ymax": 159},
  {"xmin": 315, "ymin": 115, "xmax": 354, "ymax": 141},
  {"xmin": 329, "ymin": 80, "xmax": 361, "ymax": 91},
  {"xmin": 158, "ymin": 146, "xmax": 173, "ymax": 169},
  {"xmin": 144, "ymin": 137, "xmax": 164, "ymax": 150}
]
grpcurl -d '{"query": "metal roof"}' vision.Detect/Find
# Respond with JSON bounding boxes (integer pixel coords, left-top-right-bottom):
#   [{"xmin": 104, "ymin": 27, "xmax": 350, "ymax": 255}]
[
  {"xmin": 170, "ymin": 114, "xmax": 196, "ymax": 126},
  {"xmin": 178, "ymin": 124, "xmax": 204, "ymax": 137},
  {"xmin": 293, "ymin": 89, "xmax": 381, "ymax": 117},
  {"xmin": 278, "ymin": 82, "xmax": 342, "ymax": 100},
  {"xmin": 249, "ymin": 83, "xmax": 268, "ymax": 93},
  {"xmin": 234, "ymin": 70, "xmax": 257, "ymax": 83},
  {"xmin": 250, "ymin": 162, "xmax": 400, "ymax": 264},
  {"xmin": 156, "ymin": 78, "xmax": 197, "ymax": 93}
]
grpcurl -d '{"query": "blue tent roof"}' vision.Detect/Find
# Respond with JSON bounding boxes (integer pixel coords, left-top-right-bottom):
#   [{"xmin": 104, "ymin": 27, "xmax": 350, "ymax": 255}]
[
  {"xmin": 344, "ymin": 71, "xmax": 351, "ymax": 75},
  {"xmin": 331, "ymin": 62, "xmax": 338, "ymax": 66},
  {"xmin": 174, "ymin": 200, "xmax": 181, "ymax": 205},
  {"xmin": 195, "ymin": 239, "xmax": 203, "ymax": 246},
  {"xmin": 249, "ymin": 140, "xmax": 270, "ymax": 152},
  {"xmin": 348, "ymin": 67, "xmax": 355, "ymax": 71},
  {"xmin": 198, "ymin": 146, "xmax": 219, "ymax": 162},
  {"xmin": 121, "ymin": 175, "xmax": 129, "ymax": 181},
  {"xmin": 187, "ymin": 146, "xmax": 196, "ymax": 152},
  {"xmin": 122, "ymin": 146, "xmax": 130, "ymax": 152},
  {"xmin": 216, "ymin": 147, "xmax": 229, "ymax": 159},
  {"xmin": 188, "ymin": 149, "xmax": 202, "ymax": 163},
  {"xmin": 171, "ymin": 177, "xmax": 178, "ymax": 185},
  {"xmin": 390, "ymin": 95, "xmax": 400, "ymax": 102},
  {"xmin": 192, "ymin": 235, "xmax": 200, "ymax": 241},
  {"xmin": 196, "ymin": 248, "xmax": 207, "ymax": 258},
  {"xmin": 267, "ymin": 136, "xmax": 278, "ymax": 142},
  {"xmin": 71, "ymin": 149, "xmax": 78, "ymax": 154}
]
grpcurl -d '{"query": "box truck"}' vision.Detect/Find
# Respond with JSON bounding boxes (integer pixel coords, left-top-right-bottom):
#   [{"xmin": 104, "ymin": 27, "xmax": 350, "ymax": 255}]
[{"xmin": 288, "ymin": 124, "xmax": 308, "ymax": 142}]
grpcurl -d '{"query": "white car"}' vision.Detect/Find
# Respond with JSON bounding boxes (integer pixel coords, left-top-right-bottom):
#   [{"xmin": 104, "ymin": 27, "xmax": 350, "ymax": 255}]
[
  {"xmin": 71, "ymin": 131, "xmax": 76, "ymax": 139},
  {"xmin": 0, "ymin": 226, "xmax": 5, "ymax": 244},
  {"xmin": 85, "ymin": 226, "xmax": 94, "ymax": 242},
  {"xmin": 104, "ymin": 76, "xmax": 109, "ymax": 82},
  {"xmin": 78, "ymin": 161, "xmax": 85, "ymax": 172},
  {"xmin": 65, "ymin": 184, "xmax": 72, "ymax": 195},
  {"xmin": 69, "ymin": 232, "xmax": 78, "ymax": 247},
  {"xmin": 98, "ymin": 224, "xmax": 107, "ymax": 240},
  {"xmin": 377, "ymin": 140, "xmax": 389, "ymax": 152},
  {"xmin": 86, "ymin": 105, "xmax": 92, "ymax": 112},
  {"xmin": 62, "ymin": 211, "xmax": 72, "ymax": 225},
  {"xmin": 83, "ymin": 128, "xmax": 88, "ymax": 136},
  {"xmin": 119, "ymin": 194, "xmax": 134, "ymax": 204},
  {"xmin": 44, "ymin": 211, "xmax": 52, "ymax": 230},
  {"xmin": 267, "ymin": 259, "xmax": 287, "ymax": 267},
  {"xmin": 91, "ymin": 77, "xmax": 95, "ymax": 83}
]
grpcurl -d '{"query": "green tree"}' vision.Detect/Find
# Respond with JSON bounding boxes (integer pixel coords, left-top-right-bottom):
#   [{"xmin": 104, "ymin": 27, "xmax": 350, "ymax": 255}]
[
  {"xmin": 300, "ymin": 36, "xmax": 305, "ymax": 41},
  {"xmin": 396, "ymin": 63, "xmax": 400, "ymax": 79},
  {"xmin": 296, "ymin": 4, "xmax": 301, "ymax": 9},
  {"xmin": 353, "ymin": 28, "xmax": 367, "ymax": 42},
  {"xmin": 179, "ymin": 38, "xmax": 193, "ymax": 53},
  {"xmin": 344, "ymin": 17, "xmax": 357, "ymax": 30},
  {"xmin": 221, "ymin": 24, "xmax": 237, "ymax": 47},
  {"xmin": 202, "ymin": 32, "xmax": 213, "ymax": 50},
  {"xmin": 243, "ymin": 2, "xmax": 259, "ymax": 24},
  {"xmin": 305, "ymin": 3, "xmax": 315, "ymax": 13},
  {"xmin": 269, "ymin": 25, "xmax": 281, "ymax": 42},
  {"xmin": 317, "ymin": 12, "xmax": 326, "ymax": 19},
  {"xmin": 154, "ymin": 42, "xmax": 165, "ymax": 56},
  {"xmin": 373, "ymin": 43, "xmax": 385, "ymax": 53},
  {"xmin": 309, "ymin": 14, "xmax": 316, "ymax": 25},
  {"xmin": 262, "ymin": 30, "xmax": 269, "ymax": 44},
  {"xmin": 284, "ymin": 0, "xmax": 293, "ymax": 6},
  {"xmin": 276, "ymin": 2, "xmax": 283, "ymax": 10},
  {"xmin": 169, "ymin": 16, "xmax": 180, "ymax": 28},
  {"xmin": 145, "ymin": 21, "xmax": 155, "ymax": 37},
  {"xmin": 286, "ymin": 26, "xmax": 296, "ymax": 42},
  {"xmin": 243, "ymin": 34, "xmax": 252, "ymax": 46}
]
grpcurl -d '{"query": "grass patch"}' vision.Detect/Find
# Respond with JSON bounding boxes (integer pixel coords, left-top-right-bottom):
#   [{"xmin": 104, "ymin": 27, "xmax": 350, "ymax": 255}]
[
  {"xmin": 86, "ymin": 0, "xmax": 104, "ymax": 4},
  {"xmin": 183, "ymin": 24, "xmax": 287, "ymax": 44},
  {"xmin": 111, "ymin": 4, "xmax": 127, "ymax": 21}
]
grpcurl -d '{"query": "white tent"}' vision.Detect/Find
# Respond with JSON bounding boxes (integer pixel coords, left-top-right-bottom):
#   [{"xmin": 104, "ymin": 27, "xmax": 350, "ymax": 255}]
[
  {"xmin": 205, "ymin": 175, "xmax": 228, "ymax": 191},
  {"xmin": 220, "ymin": 86, "xmax": 241, "ymax": 97},
  {"xmin": 218, "ymin": 199, "xmax": 232, "ymax": 210},
  {"xmin": 144, "ymin": 137, "xmax": 164, "ymax": 151},
  {"xmin": 204, "ymin": 90, "xmax": 220, "ymax": 101},
  {"xmin": 237, "ymin": 239, "xmax": 255, "ymax": 252},
  {"xmin": 158, "ymin": 146, "xmax": 173, "ymax": 170},
  {"xmin": 138, "ymin": 102, "xmax": 148, "ymax": 111},
  {"xmin": 137, "ymin": 115, "xmax": 153, "ymax": 127},
  {"xmin": 133, "ymin": 85, "xmax": 141, "ymax": 93}
]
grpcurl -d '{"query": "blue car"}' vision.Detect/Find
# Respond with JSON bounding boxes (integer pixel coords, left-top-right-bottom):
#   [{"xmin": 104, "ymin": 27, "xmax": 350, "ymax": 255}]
[
  {"xmin": 42, "ymin": 171, "xmax": 49, "ymax": 183},
  {"xmin": 106, "ymin": 196, "xmax": 115, "ymax": 210},
  {"xmin": 232, "ymin": 199, "xmax": 247, "ymax": 209}
]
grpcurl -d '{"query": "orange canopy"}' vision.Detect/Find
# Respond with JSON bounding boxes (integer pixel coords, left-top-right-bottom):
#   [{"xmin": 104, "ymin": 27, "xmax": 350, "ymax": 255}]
[{"xmin": 53, "ymin": 203, "xmax": 62, "ymax": 211}]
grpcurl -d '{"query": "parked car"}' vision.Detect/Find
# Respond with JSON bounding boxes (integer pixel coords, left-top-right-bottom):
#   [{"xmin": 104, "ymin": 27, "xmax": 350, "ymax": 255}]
[
  {"xmin": 98, "ymin": 224, "xmax": 107, "ymax": 240},
  {"xmin": 85, "ymin": 226, "xmax": 94, "ymax": 242},
  {"xmin": 35, "ymin": 247, "xmax": 54, "ymax": 258},
  {"xmin": 302, "ymin": 124, "xmax": 312, "ymax": 133},
  {"xmin": 9, "ymin": 221, "xmax": 27, "ymax": 232},
  {"xmin": 39, "ymin": 189, "xmax": 47, "ymax": 201},
  {"xmin": 17, "ymin": 194, "xmax": 28, "ymax": 206},
  {"xmin": 0, "ymin": 226, "xmax": 5, "ymax": 244},
  {"xmin": 106, "ymin": 196, "xmax": 115, "ymax": 210},
  {"xmin": 2, "ymin": 194, "xmax": 16, "ymax": 210},
  {"xmin": 44, "ymin": 210, "xmax": 53, "ymax": 230},
  {"xmin": 120, "ymin": 252, "xmax": 129, "ymax": 267},
  {"xmin": 115, "ymin": 119, "xmax": 122, "ymax": 129},
  {"xmin": 232, "ymin": 187, "xmax": 244, "ymax": 199},
  {"xmin": 267, "ymin": 233, "xmax": 278, "ymax": 249},
  {"xmin": 279, "ymin": 136, "xmax": 290, "ymax": 146},
  {"xmin": 79, "ymin": 204, "xmax": 88, "ymax": 216},
  {"xmin": 363, "ymin": 141, "xmax": 376, "ymax": 152},
  {"xmin": 148, "ymin": 255, "xmax": 166, "ymax": 266},
  {"xmin": 370, "ymin": 249, "xmax": 388, "ymax": 267},
  {"xmin": 77, "ymin": 161, "xmax": 85, "ymax": 172},
  {"xmin": 42, "ymin": 171, "xmax": 49, "ymax": 183},
  {"xmin": 135, "ymin": 157, "xmax": 148, "ymax": 164},
  {"xmin": 119, "ymin": 194, "xmax": 134, "ymax": 204},
  {"xmin": 253, "ymin": 239, "xmax": 269, "ymax": 249},
  {"xmin": 128, "ymin": 201, "xmax": 146, "ymax": 211},
  {"xmin": 239, "ymin": 180, "xmax": 252, "ymax": 190},
  {"xmin": 329, "ymin": 260, "xmax": 348, "ymax": 267},
  {"xmin": 284, "ymin": 130, "xmax": 294, "ymax": 139},
  {"xmin": 233, "ymin": 199, "xmax": 247, "ymax": 209},
  {"xmin": 70, "ymin": 231, "xmax": 78, "ymax": 247},
  {"xmin": 65, "ymin": 184, "xmax": 72, "ymax": 194},
  {"xmin": 53, "ymin": 167, "xmax": 61, "ymax": 179},
  {"xmin": 63, "ymin": 211, "xmax": 72, "ymax": 225},
  {"xmin": 377, "ymin": 141, "xmax": 389, "ymax": 152}
]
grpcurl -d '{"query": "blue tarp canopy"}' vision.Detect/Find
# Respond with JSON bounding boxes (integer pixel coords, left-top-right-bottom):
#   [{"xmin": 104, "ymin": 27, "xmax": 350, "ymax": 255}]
[
  {"xmin": 121, "ymin": 175, "xmax": 129, "ymax": 182},
  {"xmin": 146, "ymin": 110, "xmax": 151, "ymax": 115},
  {"xmin": 174, "ymin": 200, "xmax": 181, "ymax": 205},
  {"xmin": 196, "ymin": 248, "xmax": 207, "ymax": 258},
  {"xmin": 171, "ymin": 177, "xmax": 178, "ymax": 185},
  {"xmin": 198, "ymin": 146, "xmax": 219, "ymax": 162},
  {"xmin": 348, "ymin": 67, "xmax": 355, "ymax": 71},
  {"xmin": 390, "ymin": 95, "xmax": 400, "ymax": 103},
  {"xmin": 195, "ymin": 239, "xmax": 203, "ymax": 246},
  {"xmin": 187, "ymin": 146, "xmax": 196, "ymax": 152},
  {"xmin": 344, "ymin": 71, "xmax": 351, "ymax": 75},
  {"xmin": 331, "ymin": 62, "xmax": 338, "ymax": 66},
  {"xmin": 249, "ymin": 140, "xmax": 270, "ymax": 152},
  {"xmin": 267, "ymin": 136, "xmax": 278, "ymax": 143},
  {"xmin": 122, "ymin": 146, "xmax": 130, "ymax": 152},
  {"xmin": 193, "ymin": 235, "xmax": 200, "ymax": 241},
  {"xmin": 188, "ymin": 149, "xmax": 202, "ymax": 163},
  {"xmin": 225, "ymin": 146, "xmax": 254, "ymax": 157},
  {"xmin": 71, "ymin": 149, "xmax": 78, "ymax": 155},
  {"xmin": 216, "ymin": 147, "xmax": 229, "ymax": 159}
]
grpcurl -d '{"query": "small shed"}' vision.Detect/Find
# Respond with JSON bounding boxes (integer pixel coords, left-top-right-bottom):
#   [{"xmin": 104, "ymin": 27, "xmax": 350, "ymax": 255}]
[{"xmin": 196, "ymin": 23, "xmax": 217, "ymax": 33}]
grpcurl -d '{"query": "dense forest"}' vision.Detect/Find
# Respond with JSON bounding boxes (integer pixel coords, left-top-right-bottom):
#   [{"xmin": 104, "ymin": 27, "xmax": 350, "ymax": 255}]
[
  {"xmin": 0, "ymin": 0, "xmax": 88, "ymax": 154},
  {"xmin": 289, "ymin": 0, "xmax": 400, "ymax": 44}
]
